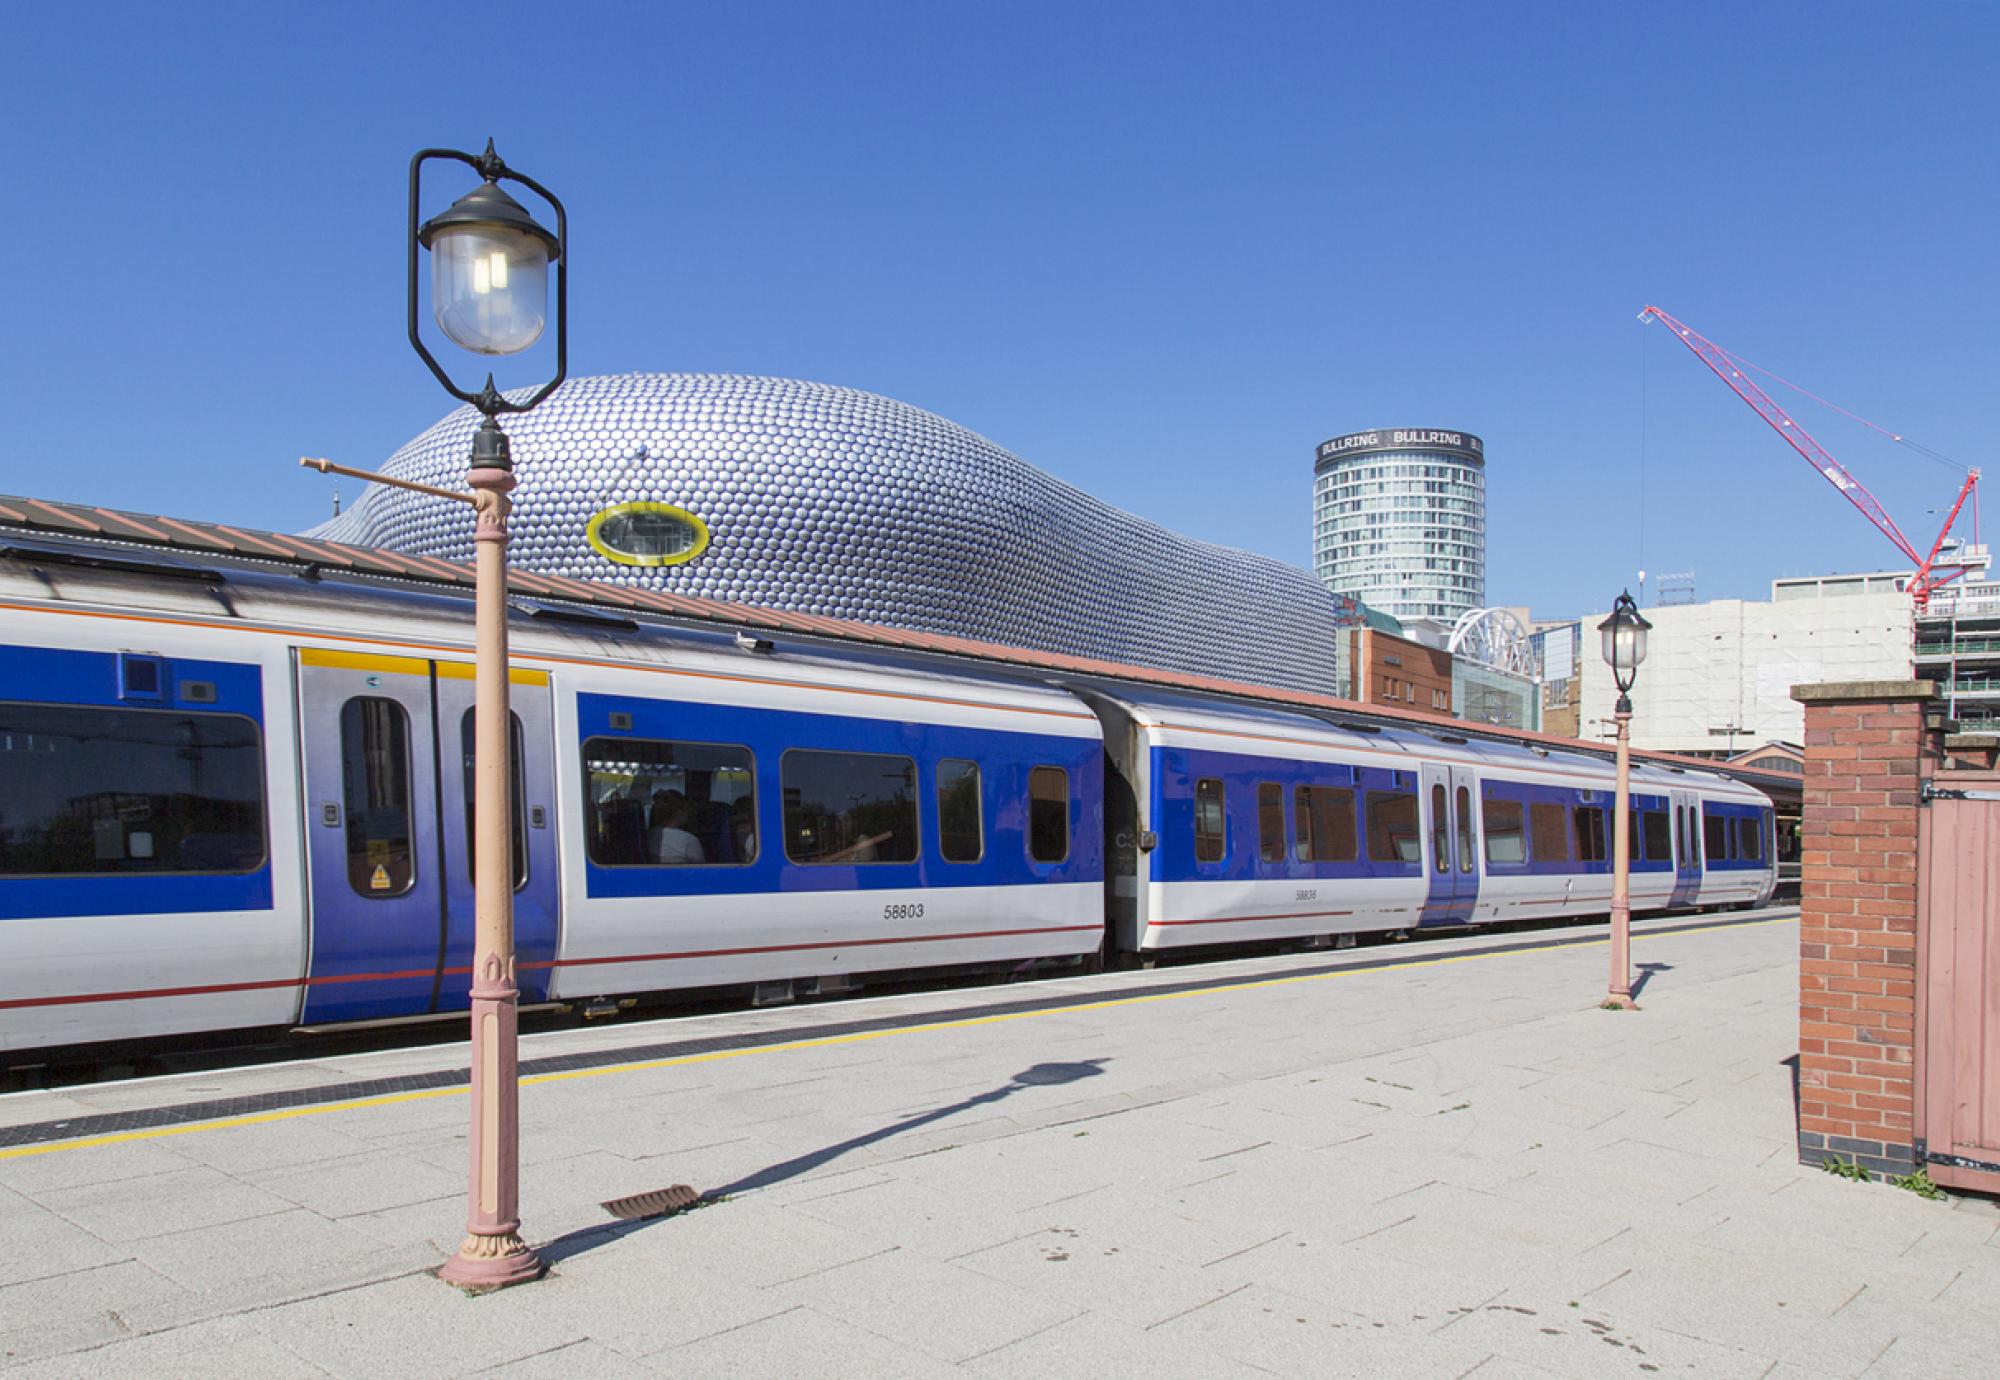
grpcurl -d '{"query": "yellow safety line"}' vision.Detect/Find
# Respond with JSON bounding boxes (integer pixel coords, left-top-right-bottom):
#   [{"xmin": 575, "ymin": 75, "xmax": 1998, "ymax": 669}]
[{"xmin": 0, "ymin": 914, "xmax": 1796, "ymax": 1162}]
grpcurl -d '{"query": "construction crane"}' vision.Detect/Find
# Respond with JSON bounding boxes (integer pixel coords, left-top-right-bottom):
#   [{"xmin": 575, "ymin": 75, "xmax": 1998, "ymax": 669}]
[{"xmin": 1639, "ymin": 306, "xmax": 1982, "ymax": 609}]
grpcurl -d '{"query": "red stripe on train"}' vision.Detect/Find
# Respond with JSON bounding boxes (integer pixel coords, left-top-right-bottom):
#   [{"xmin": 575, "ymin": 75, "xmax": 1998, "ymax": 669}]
[{"xmin": 0, "ymin": 923, "xmax": 1106, "ymax": 1012}]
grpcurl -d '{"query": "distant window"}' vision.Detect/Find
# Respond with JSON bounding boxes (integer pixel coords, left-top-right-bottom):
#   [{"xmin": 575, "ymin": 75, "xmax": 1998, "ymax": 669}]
[
  {"xmin": 1530, "ymin": 803, "xmax": 1570, "ymax": 863},
  {"xmin": 1641, "ymin": 810, "xmax": 1673, "ymax": 862},
  {"xmin": 1430, "ymin": 783, "xmax": 1449, "ymax": 873},
  {"xmin": 1257, "ymin": 782, "xmax": 1285, "ymax": 863},
  {"xmin": 459, "ymin": 709, "xmax": 527, "ymax": 888},
  {"xmin": 1704, "ymin": 812, "xmax": 1729, "ymax": 862},
  {"xmin": 1483, "ymin": 796, "xmax": 1526, "ymax": 864},
  {"xmin": 342, "ymin": 697, "xmax": 415, "ymax": 896},
  {"xmin": 1028, "ymin": 765, "xmax": 1069, "ymax": 863},
  {"xmin": 1574, "ymin": 806, "xmax": 1608, "ymax": 863},
  {"xmin": 1366, "ymin": 790, "xmax": 1421, "ymax": 864},
  {"xmin": 937, "ymin": 758, "xmax": 982, "ymax": 862},
  {"xmin": 1195, "ymin": 778, "xmax": 1226, "ymax": 863},
  {"xmin": 1736, "ymin": 816, "xmax": 1764, "ymax": 861},
  {"xmin": 583, "ymin": 736, "xmax": 757, "ymax": 867},
  {"xmin": 783, "ymin": 749, "xmax": 917, "ymax": 864},
  {"xmin": 1294, "ymin": 785, "xmax": 1357, "ymax": 862},
  {"xmin": 0, "ymin": 702, "xmax": 266, "ymax": 878},
  {"xmin": 585, "ymin": 501, "xmax": 710, "ymax": 567}
]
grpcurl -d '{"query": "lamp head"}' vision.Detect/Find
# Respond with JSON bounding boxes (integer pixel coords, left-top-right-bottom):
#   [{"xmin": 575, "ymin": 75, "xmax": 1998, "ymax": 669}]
[
  {"xmin": 418, "ymin": 180, "xmax": 559, "ymax": 356},
  {"xmin": 1597, "ymin": 589, "xmax": 1651, "ymax": 697}
]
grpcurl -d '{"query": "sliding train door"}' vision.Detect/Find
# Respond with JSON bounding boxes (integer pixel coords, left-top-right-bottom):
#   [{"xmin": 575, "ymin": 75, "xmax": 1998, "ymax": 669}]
[
  {"xmin": 295, "ymin": 649, "xmax": 559, "ymax": 1025},
  {"xmin": 1669, "ymin": 788, "xmax": 1703, "ymax": 907},
  {"xmin": 1419, "ymin": 763, "xmax": 1480, "ymax": 925}
]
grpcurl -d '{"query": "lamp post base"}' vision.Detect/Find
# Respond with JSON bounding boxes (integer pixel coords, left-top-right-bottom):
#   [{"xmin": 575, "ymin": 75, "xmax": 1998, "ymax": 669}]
[{"xmin": 439, "ymin": 1234, "xmax": 545, "ymax": 1292}]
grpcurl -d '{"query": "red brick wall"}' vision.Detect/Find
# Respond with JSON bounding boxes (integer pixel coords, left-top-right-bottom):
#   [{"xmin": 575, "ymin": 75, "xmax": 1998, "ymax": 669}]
[{"xmin": 1792, "ymin": 684, "xmax": 1928, "ymax": 1176}]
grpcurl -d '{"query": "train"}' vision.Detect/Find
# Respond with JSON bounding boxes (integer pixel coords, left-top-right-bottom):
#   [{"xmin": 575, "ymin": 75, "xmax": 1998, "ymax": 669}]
[{"xmin": 0, "ymin": 528, "xmax": 1776, "ymax": 1055}]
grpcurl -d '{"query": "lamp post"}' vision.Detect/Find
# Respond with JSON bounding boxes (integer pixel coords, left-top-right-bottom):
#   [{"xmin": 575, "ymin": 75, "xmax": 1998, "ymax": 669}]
[
  {"xmin": 1599, "ymin": 590, "xmax": 1651, "ymax": 1010},
  {"xmin": 412, "ymin": 140, "xmax": 565, "ymax": 1290}
]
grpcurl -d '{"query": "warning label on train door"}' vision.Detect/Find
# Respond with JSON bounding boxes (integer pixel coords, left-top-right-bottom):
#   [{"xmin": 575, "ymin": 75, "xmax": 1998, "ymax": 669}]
[{"xmin": 370, "ymin": 865, "xmax": 391, "ymax": 890}]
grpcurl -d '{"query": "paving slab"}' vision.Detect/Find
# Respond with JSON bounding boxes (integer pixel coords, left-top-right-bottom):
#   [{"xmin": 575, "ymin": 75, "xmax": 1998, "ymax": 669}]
[{"xmin": 2, "ymin": 907, "xmax": 1998, "ymax": 1377}]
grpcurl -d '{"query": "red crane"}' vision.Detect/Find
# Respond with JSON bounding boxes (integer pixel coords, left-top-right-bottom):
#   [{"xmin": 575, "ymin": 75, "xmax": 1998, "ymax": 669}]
[{"xmin": 1639, "ymin": 305, "xmax": 1981, "ymax": 609}]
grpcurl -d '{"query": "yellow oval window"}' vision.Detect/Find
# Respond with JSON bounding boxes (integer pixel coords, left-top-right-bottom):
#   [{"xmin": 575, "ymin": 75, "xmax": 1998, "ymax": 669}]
[{"xmin": 585, "ymin": 501, "xmax": 711, "ymax": 567}]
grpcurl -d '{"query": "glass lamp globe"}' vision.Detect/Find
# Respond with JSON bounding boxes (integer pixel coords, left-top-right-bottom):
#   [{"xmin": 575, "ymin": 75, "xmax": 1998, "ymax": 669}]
[
  {"xmin": 419, "ymin": 181, "xmax": 558, "ymax": 357},
  {"xmin": 1597, "ymin": 593, "xmax": 1652, "ymax": 692}
]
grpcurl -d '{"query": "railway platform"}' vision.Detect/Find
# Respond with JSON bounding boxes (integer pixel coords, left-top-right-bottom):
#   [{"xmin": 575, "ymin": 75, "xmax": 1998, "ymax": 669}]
[{"xmin": 3, "ymin": 905, "xmax": 1996, "ymax": 1378}]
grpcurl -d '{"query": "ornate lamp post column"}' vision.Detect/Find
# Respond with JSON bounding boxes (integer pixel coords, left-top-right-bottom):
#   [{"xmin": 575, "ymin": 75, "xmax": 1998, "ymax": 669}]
[
  {"xmin": 409, "ymin": 140, "xmax": 567, "ymax": 1290},
  {"xmin": 1599, "ymin": 590, "xmax": 1652, "ymax": 1010}
]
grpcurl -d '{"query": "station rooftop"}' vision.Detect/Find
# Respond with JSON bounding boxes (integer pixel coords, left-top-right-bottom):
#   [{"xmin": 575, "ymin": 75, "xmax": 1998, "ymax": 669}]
[{"xmin": 0, "ymin": 492, "xmax": 1800, "ymax": 806}]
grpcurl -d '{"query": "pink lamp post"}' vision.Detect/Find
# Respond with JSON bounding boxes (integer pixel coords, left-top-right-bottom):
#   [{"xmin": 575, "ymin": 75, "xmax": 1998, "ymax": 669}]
[
  {"xmin": 407, "ymin": 140, "xmax": 566, "ymax": 1290},
  {"xmin": 1599, "ymin": 590, "xmax": 1652, "ymax": 1010}
]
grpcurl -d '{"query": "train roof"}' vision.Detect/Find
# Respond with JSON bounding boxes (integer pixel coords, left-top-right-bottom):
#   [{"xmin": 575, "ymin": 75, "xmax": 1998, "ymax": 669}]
[
  {"xmin": 0, "ymin": 491, "xmax": 1795, "ymax": 802},
  {"xmin": 1074, "ymin": 684, "xmax": 1768, "ymax": 802}
]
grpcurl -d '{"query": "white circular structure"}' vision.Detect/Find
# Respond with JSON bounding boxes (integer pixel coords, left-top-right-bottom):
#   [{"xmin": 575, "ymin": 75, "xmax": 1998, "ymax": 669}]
[
  {"xmin": 1312, "ymin": 429, "xmax": 1487, "ymax": 623},
  {"xmin": 1447, "ymin": 606, "xmax": 1535, "ymax": 676}
]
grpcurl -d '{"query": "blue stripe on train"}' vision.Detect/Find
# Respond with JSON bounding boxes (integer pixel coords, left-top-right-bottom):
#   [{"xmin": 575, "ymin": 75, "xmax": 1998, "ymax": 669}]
[
  {"xmin": 0, "ymin": 645, "xmax": 273, "ymax": 920},
  {"xmin": 576, "ymin": 691, "xmax": 1104, "ymax": 899}
]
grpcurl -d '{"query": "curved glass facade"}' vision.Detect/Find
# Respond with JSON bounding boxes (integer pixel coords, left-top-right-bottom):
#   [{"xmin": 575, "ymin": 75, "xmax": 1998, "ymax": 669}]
[{"xmin": 1312, "ymin": 429, "xmax": 1486, "ymax": 623}]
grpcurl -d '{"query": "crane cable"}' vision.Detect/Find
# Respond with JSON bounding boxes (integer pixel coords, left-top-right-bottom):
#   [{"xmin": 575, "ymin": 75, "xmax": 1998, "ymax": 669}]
[{"xmin": 1707, "ymin": 344, "xmax": 1968, "ymax": 476}]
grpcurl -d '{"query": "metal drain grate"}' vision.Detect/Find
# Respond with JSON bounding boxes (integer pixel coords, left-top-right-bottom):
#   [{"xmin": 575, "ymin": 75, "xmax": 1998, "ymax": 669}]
[{"xmin": 601, "ymin": 1184, "xmax": 700, "ymax": 1220}]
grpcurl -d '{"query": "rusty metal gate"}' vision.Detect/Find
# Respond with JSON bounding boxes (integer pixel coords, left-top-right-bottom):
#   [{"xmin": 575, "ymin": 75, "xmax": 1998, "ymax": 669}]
[{"xmin": 1917, "ymin": 770, "xmax": 2000, "ymax": 1194}]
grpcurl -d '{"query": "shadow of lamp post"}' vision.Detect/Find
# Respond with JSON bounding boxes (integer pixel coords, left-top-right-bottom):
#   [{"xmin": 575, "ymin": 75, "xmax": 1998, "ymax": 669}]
[{"xmin": 1600, "ymin": 589, "xmax": 1651, "ymax": 1011}]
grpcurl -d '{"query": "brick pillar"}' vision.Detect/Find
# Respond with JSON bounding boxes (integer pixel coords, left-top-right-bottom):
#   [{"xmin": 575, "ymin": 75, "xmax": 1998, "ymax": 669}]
[{"xmin": 1789, "ymin": 680, "xmax": 1935, "ymax": 1177}]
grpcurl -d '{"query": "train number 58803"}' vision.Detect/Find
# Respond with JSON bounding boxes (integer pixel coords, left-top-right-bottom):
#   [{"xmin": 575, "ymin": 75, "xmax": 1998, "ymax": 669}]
[{"xmin": 883, "ymin": 903, "xmax": 926, "ymax": 921}]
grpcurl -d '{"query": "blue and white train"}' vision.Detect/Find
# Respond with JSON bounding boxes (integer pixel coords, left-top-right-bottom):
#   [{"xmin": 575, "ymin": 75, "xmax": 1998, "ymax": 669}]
[{"xmin": 0, "ymin": 537, "xmax": 1776, "ymax": 1054}]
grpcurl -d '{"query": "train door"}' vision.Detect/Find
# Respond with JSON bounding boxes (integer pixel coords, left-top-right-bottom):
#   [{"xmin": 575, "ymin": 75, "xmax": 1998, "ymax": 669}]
[
  {"xmin": 296, "ymin": 649, "xmax": 559, "ymax": 1025},
  {"xmin": 432, "ymin": 662, "xmax": 559, "ymax": 1010},
  {"xmin": 1669, "ymin": 788, "xmax": 1702, "ymax": 907},
  {"xmin": 1419, "ymin": 764, "xmax": 1479, "ymax": 925}
]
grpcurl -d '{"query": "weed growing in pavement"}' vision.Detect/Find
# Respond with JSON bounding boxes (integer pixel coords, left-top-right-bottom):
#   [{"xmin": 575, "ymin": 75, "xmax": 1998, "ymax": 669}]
[
  {"xmin": 1821, "ymin": 1157, "xmax": 1872, "ymax": 1183},
  {"xmin": 1888, "ymin": 1169, "xmax": 1947, "ymax": 1201}
]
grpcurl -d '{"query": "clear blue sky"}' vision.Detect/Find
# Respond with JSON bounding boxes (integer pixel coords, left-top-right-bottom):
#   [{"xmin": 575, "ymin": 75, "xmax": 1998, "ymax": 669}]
[{"xmin": 3, "ymin": 3, "xmax": 1994, "ymax": 616}]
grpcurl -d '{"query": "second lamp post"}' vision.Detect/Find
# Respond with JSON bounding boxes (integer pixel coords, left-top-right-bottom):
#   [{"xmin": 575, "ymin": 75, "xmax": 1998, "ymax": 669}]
[{"xmin": 1599, "ymin": 590, "xmax": 1651, "ymax": 1009}]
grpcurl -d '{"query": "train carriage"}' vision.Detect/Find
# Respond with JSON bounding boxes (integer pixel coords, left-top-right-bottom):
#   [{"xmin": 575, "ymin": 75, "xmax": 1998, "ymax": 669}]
[{"xmin": 0, "ymin": 527, "xmax": 1773, "ymax": 1056}]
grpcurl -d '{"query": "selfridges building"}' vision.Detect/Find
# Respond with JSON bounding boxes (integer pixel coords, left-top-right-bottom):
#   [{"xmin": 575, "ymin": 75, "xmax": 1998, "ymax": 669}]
[{"xmin": 311, "ymin": 373, "xmax": 1363, "ymax": 694}]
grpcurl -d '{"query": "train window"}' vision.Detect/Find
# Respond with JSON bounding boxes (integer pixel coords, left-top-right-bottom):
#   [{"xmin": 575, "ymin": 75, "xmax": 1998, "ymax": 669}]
[
  {"xmin": 1257, "ymin": 782, "xmax": 1285, "ymax": 863},
  {"xmin": 582, "ymin": 737, "xmax": 757, "ymax": 866},
  {"xmin": 937, "ymin": 758, "xmax": 982, "ymax": 862},
  {"xmin": 1365, "ymin": 790, "xmax": 1420, "ymax": 864},
  {"xmin": 1455, "ymin": 786, "xmax": 1474, "ymax": 872},
  {"xmin": 1530, "ymin": 803, "xmax": 1570, "ymax": 863},
  {"xmin": 782, "ymin": 749, "xmax": 918, "ymax": 864},
  {"xmin": 0, "ymin": 701, "xmax": 265, "ymax": 877},
  {"xmin": 1572, "ymin": 807, "xmax": 1606, "ymax": 863},
  {"xmin": 1641, "ymin": 810, "xmax": 1673, "ymax": 862},
  {"xmin": 459, "ymin": 710, "xmax": 528, "ymax": 889},
  {"xmin": 1482, "ymin": 796, "xmax": 1526, "ymax": 864},
  {"xmin": 341, "ymin": 697, "xmax": 415, "ymax": 897},
  {"xmin": 1704, "ymin": 812, "xmax": 1729, "ymax": 862},
  {"xmin": 1194, "ymin": 778, "xmax": 1226, "ymax": 862},
  {"xmin": 1737, "ymin": 817, "xmax": 1763, "ymax": 861},
  {"xmin": 1429, "ymin": 784, "xmax": 1449, "ymax": 873},
  {"xmin": 1028, "ymin": 765, "xmax": 1070, "ymax": 863},
  {"xmin": 1293, "ymin": 785, "xmax": 1357, "ymax": 863}
]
